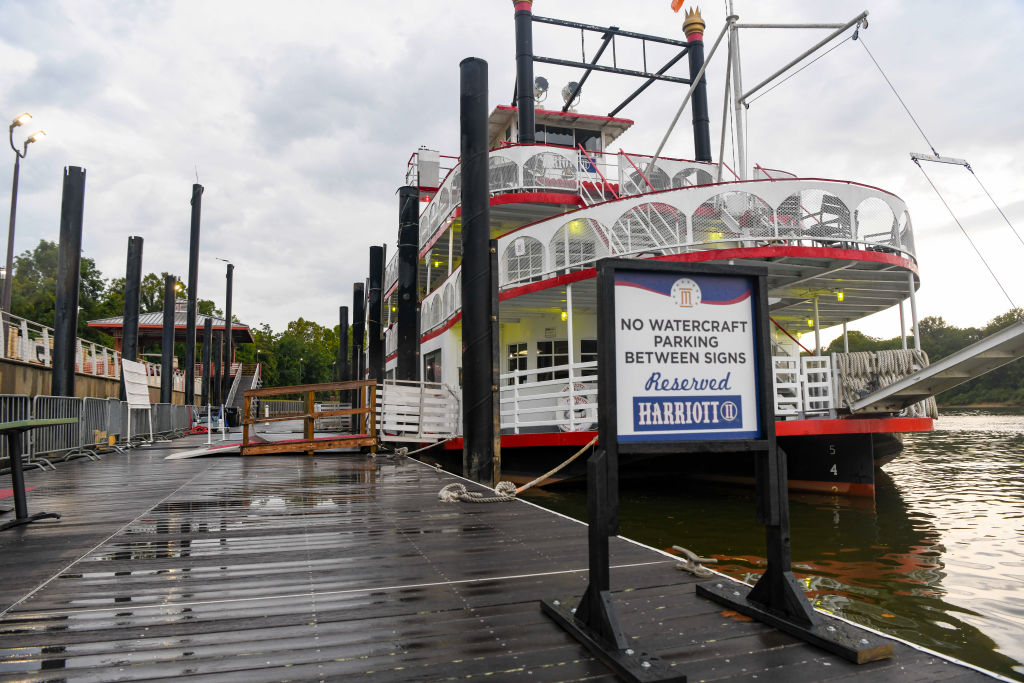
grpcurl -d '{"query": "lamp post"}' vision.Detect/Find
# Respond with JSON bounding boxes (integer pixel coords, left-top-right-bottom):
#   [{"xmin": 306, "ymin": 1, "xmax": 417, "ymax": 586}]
[{"xmin": 2, "ymin": 113, "xmax": 45, "ymax": 321}]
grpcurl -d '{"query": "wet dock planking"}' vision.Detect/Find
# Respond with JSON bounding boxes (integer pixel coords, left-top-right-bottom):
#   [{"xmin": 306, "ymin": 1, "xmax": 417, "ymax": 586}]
[{"xmin": 0, "ymin": 435, "xmax": 993, "ymax": 681}]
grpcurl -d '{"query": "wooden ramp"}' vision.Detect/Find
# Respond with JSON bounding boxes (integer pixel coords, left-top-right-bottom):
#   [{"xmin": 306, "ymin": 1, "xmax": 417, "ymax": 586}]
[
  {"xmin": 851, "ymin": 321, "xmax": 1024, "ymax": 414},
  {"xmin": 0, "ymin": 437, "xmax": 997, "ymax": 681}
]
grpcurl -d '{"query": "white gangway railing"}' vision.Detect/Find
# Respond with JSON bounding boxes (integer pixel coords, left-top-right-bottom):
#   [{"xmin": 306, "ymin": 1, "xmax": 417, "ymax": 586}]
[{"xmin": 376, "ymin": 379, "xmax": 461, "ymax": 443}]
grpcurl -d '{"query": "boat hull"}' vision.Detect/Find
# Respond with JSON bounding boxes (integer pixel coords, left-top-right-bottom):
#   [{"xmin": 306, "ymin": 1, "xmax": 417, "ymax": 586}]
[{"xmin": 424, "ymin": 423, "xmax": 924, "ymax": 498}]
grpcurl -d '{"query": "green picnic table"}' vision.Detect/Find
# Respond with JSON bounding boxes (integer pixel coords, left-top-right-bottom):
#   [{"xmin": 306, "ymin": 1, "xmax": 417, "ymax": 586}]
[{"xmin": 1, "ymin": 418, "xmax": 76, "ymax": 531}]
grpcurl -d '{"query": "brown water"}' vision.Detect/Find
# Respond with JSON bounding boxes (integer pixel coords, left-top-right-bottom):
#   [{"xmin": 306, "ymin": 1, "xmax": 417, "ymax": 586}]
[{"xmin": 522, "ymin": 409, "xmax": 1024, "ymax": 680}]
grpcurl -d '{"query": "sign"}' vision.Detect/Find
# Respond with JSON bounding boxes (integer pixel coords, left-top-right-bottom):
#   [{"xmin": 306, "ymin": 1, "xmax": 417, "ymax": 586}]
[
  {"xmin": 613, "ymin": 267, "xmax": 761, "ymax": 442},
  {"xmin": 121, "ymin": 359, "xmax": 152, "ymax": 408}
]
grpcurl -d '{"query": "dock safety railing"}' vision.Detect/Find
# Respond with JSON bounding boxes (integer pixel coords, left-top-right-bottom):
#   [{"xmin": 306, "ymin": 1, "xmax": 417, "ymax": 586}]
[
  {"xmin": 242, "ymin": 380, "xmax": 377, "ymax": 455},
  {"xmin": 0, "ymin": 393, "xmax": 195, "ymax": 475},
  {"xmin": 376, "ymin": 380, "xmax": 461, "ymax": 443}
]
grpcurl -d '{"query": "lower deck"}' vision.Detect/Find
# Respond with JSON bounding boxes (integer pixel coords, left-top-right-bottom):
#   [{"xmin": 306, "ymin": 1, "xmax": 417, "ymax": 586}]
[{"xmin": 0, "ymin": 434, "xmax": 993, "ymax": 681}]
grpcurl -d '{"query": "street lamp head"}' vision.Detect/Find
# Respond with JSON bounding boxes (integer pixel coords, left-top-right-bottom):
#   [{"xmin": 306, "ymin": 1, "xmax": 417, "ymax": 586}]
[
  {"xmin": 26, "ymin": 130, "xmax": 45, "ymax": 144},
  {"xmin": 10, "ymin": 113, "xmax": 31, "ymax": 129}
]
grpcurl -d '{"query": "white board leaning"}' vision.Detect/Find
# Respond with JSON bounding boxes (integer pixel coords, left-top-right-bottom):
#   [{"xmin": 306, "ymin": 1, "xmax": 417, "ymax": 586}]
[{"xmin": 121, "ymin": 359, "xmax": 154, "ymax": 445}]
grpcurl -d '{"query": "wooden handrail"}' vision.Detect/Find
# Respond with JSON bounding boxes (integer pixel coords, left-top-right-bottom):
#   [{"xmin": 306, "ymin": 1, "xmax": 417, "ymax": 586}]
[{"xmin": 241, "ymin": 380, "xmax": 377, "ymax": 455}]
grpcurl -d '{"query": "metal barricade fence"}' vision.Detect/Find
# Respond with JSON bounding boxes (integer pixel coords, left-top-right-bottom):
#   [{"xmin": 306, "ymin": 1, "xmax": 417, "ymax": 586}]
[
  {"xmin": 0, "ymin": 394, "xmax": 38, "ymax": 473},
  {"xmin": 128, "ymin": 404, "xmax": 152, "ymax": 443},
  {"xmin": 105, "ymin": 397, "xmax": 123, "ymax": 445},
  {"xmin": 31, "ymin": 396, "xmax": 84, "ymax": 462},
  {"xmin": 154, "ymin": 403, "xmax": 173, "ymax": 436},
  {"xmin": 174, "ymin": 405, "xmax": 192, "ymax": 432},
  {"xmin": 79, "ymin": 397, "xmax": 108, "ymax": 459}
]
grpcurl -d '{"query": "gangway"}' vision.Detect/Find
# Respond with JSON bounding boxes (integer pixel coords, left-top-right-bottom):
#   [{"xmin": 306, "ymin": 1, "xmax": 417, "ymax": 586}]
[
  {"xmin": 376, "ymin": 379, "xmax": 460, "ymax": 444},
  {"xmin": 850, "ymin": 321, "xmax": 1024, "ymax": 414}
]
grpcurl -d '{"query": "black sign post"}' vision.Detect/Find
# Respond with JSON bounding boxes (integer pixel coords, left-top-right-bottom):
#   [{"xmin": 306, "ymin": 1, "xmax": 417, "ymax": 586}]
[{"xmin": 541, "ymin": 259, "xmax": 891, "ymax": 681}]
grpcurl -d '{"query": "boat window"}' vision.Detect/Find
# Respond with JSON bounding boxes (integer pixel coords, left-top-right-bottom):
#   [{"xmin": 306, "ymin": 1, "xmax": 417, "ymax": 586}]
[
  {"xmin": 424, "ymin": 349, "xmax": 442, "ymax": 383},
  {"xmin": 535, "ymin": 124, "xmax": 575, "ymax": 147},
  {"xmin": 580, "ymin": 339, "xmax": 597, "ymax": 377},
  {"xmin": 537, "ymin": 340, "xmax": 569, "ymax": 382},
  {"xmin": 574, "ymin": 129, "xmax": 601, "ymax": 152},
  {"xmin": 507, "ymin": 342, "xmax": 528, "ymax": 385}
]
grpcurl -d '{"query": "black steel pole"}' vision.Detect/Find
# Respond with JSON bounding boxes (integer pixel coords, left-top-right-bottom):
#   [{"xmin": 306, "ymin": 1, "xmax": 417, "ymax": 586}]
[
  {"xmin": 222, "ymin": 263, "xmax": 234, "ymax": 397},
  {"xmin": 213, "ymin": 330, "xmax": 223, "ymax": 406},
  {"xmin": 367, "ymin": 246, "xmax": 384, "ymax": 381},
  {"xmin": 460, "ymin": 57, "xmax": 496, "ymax": 485},
  {"xmin": 201, "ymin": 317, "xmax": 212, "ymax": 406},
  {"xmin": 184, "ymin": 184, "xmax": 203, "ymax": 406},
  {"xmin": 351, "ymin": 282, "xmax": 364, "ymax": 382},
  {"xmin": 397, "ymin": 186, "xmax": 420, "ymax": 381},
  {"xmin": 685, "ymin": 20, "xmax": 713, "ymax": 162},
  {"xmin": 338, "ymin": 306, "xmax": 349, "ymax": 382},
  {"xmin": 1, "ymin": 155, "xmax": 19, "ymax": 322},
  {"xmin": 160, "ymin": 275, "xmax": 175, "ymax": 403},
  {"xmin": 51, "ymin": 166, "xmax": 86, "ymax": 397},
  {"xmin": 120, "ymin": 235, "xmax": 144, "ymax": 401},
  {"xmin": 514, "ymin": 1, "xmax": 536, "ymax": 143}
]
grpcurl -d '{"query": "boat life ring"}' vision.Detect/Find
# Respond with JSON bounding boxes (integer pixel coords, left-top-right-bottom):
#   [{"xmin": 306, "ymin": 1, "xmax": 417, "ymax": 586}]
[{"xmin": 559, "ymin": 383, "xmax": 596, "ymax": 432}]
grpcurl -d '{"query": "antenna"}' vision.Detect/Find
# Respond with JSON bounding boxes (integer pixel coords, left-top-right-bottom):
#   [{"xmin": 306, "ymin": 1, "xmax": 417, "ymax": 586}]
[{"xmin": 194, "ymin": 164, "xmax": 200, "ymax": 184}]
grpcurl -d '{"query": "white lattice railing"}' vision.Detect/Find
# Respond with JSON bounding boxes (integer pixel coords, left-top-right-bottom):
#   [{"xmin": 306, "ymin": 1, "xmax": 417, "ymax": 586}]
[
  {"xmin": 1, "ymin": 310, "xmax": 196, "ymax": 393},
  {"xmin": 496, "ymin": 356, "xmax": 836, "ymax": 434}
]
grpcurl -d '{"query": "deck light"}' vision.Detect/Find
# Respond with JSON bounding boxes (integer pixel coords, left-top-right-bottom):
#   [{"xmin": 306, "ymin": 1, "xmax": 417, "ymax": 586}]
[
  {"xmin": 836, "ymin": 290, "xmax": 845, "ymax": 302},
  {"xmin": 534, "ymin": 76, "xmax": 549, "ymax": 103},
  {"xmin": 9, "ymin": 113, "xmax": 31, "ymax": 128},
  {"xmin": 560, "ymin": 311, "xmax": 568, "ymax": 322},
  {"xmin": 807, "ymin": 319, "xmax": 814, "ymax": 328}
]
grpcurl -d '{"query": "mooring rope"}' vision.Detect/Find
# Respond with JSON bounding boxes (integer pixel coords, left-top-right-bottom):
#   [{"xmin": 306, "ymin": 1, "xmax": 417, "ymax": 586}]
[{"xmin": 438, "ymin": 434, "xmax": 599, "ymax": 503}]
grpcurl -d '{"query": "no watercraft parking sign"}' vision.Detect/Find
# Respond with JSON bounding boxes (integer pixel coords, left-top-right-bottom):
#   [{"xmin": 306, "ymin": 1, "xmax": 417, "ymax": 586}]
[{"xmin": 613, "ymin": 266, "xmax": 762, "ymax": 443}]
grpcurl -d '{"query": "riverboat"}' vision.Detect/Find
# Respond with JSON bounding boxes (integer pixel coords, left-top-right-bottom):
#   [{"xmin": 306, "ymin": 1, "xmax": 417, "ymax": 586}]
[{"xmin": 377, "ymin": 4, "xmax": 939, "ymax": 497}]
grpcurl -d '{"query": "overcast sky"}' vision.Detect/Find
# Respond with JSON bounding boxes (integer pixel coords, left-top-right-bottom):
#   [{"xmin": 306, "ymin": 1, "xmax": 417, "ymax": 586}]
[{"xmin": 3, "ymin": 0, "xmax": 1023, "ymax": 344}]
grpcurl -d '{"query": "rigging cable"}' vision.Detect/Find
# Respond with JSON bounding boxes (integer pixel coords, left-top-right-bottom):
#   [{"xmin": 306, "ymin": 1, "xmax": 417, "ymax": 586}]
[
  {"xmin": 912, "ymin": 158, "xmax": 1019, "ymax": 312},
  {"xmin": 858, "ymin": 35, "xmax": 940, "ymax": 158},
  {"xmin": 860, "ymin": 34, "xmax": 1021, "ymax": 317},
  {"xmin": 967, "ymin": 167, "xmax": 1024, "ymax": 250},
  {"xmin": 746, "ymin": 34, "xmax": 854, "ymax": 107}
]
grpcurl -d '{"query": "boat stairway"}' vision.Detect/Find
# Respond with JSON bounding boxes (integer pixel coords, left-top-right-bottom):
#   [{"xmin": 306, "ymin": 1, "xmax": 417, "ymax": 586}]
[{"xmin": 850, "ymin": 321, "xmax": 1024, "ymax": 414}]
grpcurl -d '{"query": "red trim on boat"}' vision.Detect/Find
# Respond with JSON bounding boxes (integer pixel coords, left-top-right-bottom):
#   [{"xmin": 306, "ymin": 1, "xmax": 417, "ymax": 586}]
[
  {"xmin": 495, "ymin": 104, "xmax": 635, "ymax": 127},
  {"xmin": 440, "ymin": 416, "xmax": 932, "ymax": 450},
  {"xmin": 775, "ymin": 417, "xmax": 933, "ymax": 436},
  {"xmin": 420, "ymin": 312, "xmax": 462, "ymax": 344},
  {"xmin": 499, "ymin": 246, "xmax": 918, "ymax": 302}
]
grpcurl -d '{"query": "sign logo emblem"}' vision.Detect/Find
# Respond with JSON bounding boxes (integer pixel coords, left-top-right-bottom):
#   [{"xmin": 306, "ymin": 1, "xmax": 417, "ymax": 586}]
[
  {"xmin": 720, "ymin": 400, "xmax": 739, "ymax": 422},
  {"xmin": 670, "ymin": 278, "xmax": 702, "ymax": 308}
]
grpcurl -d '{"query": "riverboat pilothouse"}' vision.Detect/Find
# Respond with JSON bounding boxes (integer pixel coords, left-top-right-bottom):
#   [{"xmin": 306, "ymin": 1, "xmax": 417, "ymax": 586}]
[{"xmin": 376, "ymin": 2, "xmax": 946, "ymax": 497}]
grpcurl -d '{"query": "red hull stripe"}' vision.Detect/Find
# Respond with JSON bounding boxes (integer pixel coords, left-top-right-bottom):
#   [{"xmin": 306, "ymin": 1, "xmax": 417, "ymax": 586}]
[{"xmin": 441, "ymin": 417, "xmax": 933, "ymax": 450}]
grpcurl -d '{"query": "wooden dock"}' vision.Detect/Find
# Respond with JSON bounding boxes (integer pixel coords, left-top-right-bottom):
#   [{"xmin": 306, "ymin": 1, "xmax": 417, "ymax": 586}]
[{"xmin": 0, "ymin": 435, "xmax": 996, "ymax": 681}]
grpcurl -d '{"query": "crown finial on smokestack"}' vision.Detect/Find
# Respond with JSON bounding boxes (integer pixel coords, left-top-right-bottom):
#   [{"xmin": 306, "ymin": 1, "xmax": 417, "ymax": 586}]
[
  {"xmin": 683, "ymin": 7, "xmax": 705, "ymax": 40},
  {"xmin": 512, "ymin": 0, "xmax": 533, "ymax": 10}
]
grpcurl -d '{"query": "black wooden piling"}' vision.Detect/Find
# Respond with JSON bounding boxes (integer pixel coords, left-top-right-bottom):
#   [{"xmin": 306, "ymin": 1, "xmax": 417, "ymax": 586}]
[
  {"xmin": 460, "ymin": 57, "xmax": 497, "ymax": 486},
  {"xmin": 184, "ymin": 184, "xmax": 203, "ymax": 406},
  {"xmin": 201, "ymin": 317, "xmax": 212, "ymax": 406},
  {"xmin": 367, "ymin": 246, "xmax": 384, "ymax": 382},
  {"xmin": 160, "ymin": 274, "xmax": 175, "ymax": 404},
  {"xmin": 213, "ymin": 330, "xmax": 223, "ymax": 406},
  {"xmin": 120, "ymin": 235, "xmax": 143, "ymax": 401},
  {"xmin": 351, "ymin": 282, "xmax": 364, "ymax": 382},
  {"xmin": 51, "ymin": 167, "xmax": 86, "ymax": 397},
  {"xmin": 337, "ymin": 306, "xmax": 349, "ymax": 382},
  {"xmin": 397, "ymin": 186, "xmax": 420, "ymax": 381},
  {"xmin": 513, "ymin": 2, "xmax": 535, "ymax": 143},
  {"xmin": 222, "ymin": 263, "xmax": 234, "ymax": 396}
]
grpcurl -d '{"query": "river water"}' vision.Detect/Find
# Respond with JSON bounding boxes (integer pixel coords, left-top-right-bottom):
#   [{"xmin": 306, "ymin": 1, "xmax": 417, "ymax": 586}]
[{"xmin": 522, "ymin": 410, "xmax": 1024, "ymax": 680}]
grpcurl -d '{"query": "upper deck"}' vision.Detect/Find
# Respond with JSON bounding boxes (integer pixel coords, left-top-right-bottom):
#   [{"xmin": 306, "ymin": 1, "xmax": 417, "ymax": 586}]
[{"xmin": 385, "ymin": 141, "xmax": 917, "ymax": 339}]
